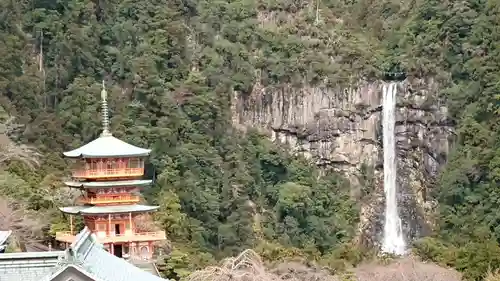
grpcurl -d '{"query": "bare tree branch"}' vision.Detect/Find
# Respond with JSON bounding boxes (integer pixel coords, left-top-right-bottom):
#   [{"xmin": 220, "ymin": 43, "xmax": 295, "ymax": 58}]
[
  {"xmin": 134, "ymin": 213, "xmax": 161, "ymax": 232},
  {"xmin": 186, "ymin": 250, "xmax": 462, "ymax": 281},
  {"xmin": 0, "ymin": 116, "xmax": 40, "ymax": 168},
  {"xmin": 186, "ymin": 249, "xmax": 339, "ymax": 281}
]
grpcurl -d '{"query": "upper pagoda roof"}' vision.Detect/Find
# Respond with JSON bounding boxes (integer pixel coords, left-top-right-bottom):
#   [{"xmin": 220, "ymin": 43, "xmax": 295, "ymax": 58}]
[
  {"xmin": 63, "ymin": 81, "xmax": 151, "ymax": 159},
  {"xmin": 63, "ymin": 135, "xmax": 151, "ymax": 158},
  {"xmin": 65, "ymin": 179, "xmax": 153, "ymax": 188}
]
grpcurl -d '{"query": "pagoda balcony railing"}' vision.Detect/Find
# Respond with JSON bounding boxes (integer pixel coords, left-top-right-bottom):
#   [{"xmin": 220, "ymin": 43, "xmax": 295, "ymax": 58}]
[
  {"xmin": 110, "ymin": 231, "xmax": 166, "ymax": 238},
  {"xmin": 78, "ymin": 195, "xmax": 140, "ymax": 205},
  {"xmin": 55, "ymin": 231, "xmax": 76, "ymax": 244},
  {"xmin": 55, "ymin": 230, "xmax": 166, "ymax": 244},
  {"xmin": 72, "ymin": 168, "xmax": 144, "ymax": 179}
]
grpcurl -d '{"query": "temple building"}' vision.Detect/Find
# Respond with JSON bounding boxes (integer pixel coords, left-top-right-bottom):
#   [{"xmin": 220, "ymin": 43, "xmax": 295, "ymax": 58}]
[
  {"xmin": 0, "ymin": 227, "xmax": 169, "ymax": 281},
  {"xmin": 54, "ymin": 82, "xmax": 166, "ymax": 261},
  {"xmin": 1, "ymin": 82, "xmax": 169, "ymax": 280}
]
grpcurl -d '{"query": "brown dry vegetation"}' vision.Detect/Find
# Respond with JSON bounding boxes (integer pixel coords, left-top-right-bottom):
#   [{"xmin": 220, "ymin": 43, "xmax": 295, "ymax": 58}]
[
  {"xmin": 186, "ymin": 250, "xmax": 462, "ymax": 281},
  {"xmin": 353, "ymin": 256, "xmax": 462, "ymax": 281},
  {"xmin": 0, "ymin": 116, "xmax": 40, "ymax": 168},
  {"xmin": 0, "ymin": 196, "xmax": 45, "ymax": 243},
  {"xmin": 134, "ymin": 213, "xmax": 162, "ymax": 232},
  {"xmin": 485, "ymin": 271, "xmax": 500, "ymax": 281},
  {"xmin": 0, "ymin": 113, "xmax": 46, "ymax": 247}
]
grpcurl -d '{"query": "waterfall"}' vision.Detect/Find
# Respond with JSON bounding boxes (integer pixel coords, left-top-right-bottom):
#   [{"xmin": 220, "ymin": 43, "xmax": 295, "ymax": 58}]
[{"xmin": 381, "ymin": 82, "xmax": 406, "ymax": 255}]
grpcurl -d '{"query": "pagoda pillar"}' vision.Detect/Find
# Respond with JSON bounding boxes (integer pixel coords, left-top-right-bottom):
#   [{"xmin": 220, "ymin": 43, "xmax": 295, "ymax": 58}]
[
  {"xmin": 149, "ymin": 241, "xmax": 153, "ymax": 260},
  {"xmin": 108, "ymin": 214, "xmax": 111, "ymax": 236},
  {"xmin": 128, "ymin": 212, "xmax": 132, "ymax": 233},
  {"xmin": 70, "ymin": 215, "xmax": 74, "ymax": 235}
]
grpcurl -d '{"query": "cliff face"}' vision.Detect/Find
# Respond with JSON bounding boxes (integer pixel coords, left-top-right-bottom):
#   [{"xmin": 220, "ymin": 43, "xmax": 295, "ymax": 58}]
[{"xmin": 231, "ymin": 78, "xmax": 455, "ymax": 247}]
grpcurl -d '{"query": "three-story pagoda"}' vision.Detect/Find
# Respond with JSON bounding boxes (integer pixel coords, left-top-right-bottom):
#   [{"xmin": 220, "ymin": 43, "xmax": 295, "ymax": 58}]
[{"xmin": 56, "ymin": 82, "xmax": 166, "ymax": 261}]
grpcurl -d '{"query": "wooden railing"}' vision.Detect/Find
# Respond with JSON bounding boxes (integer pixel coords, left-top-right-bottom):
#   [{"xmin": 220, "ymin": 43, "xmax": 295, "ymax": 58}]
[
  {"xmin": 55, "ymin": 231, "xmax": 74, "ymax": 243},
  {"xmin": 56, "ymin": 231, "xmax": 73, "ymax": 237},
  {"xmin": 55, "ymin": 230, "xmax": 166, "ymax": 243},
  {"xmin": 78, "ymin": 195, "xmax": 140, "ymax": 204},
  {"xmin": 100, "ymin": 231, "xmax": 166, "ymax": 242},
  {"xmin": 72, "ymin": 168, "xmax": 144, "ymax": 179},
  {"xmin": 111, "ymin": 231, "xmax": 166, "ymax": 238}
]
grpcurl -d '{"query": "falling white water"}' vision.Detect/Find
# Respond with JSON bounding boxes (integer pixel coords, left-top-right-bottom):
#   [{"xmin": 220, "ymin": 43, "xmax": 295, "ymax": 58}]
[{"xmin": 381, "ymin": 82, "xmax": 406, "ymax": 255}]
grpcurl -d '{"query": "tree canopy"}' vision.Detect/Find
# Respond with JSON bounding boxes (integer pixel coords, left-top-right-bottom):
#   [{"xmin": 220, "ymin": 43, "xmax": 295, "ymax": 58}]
[{"xmin": 0, "ymin": 0, "xmax": 500, "ymax": 280}]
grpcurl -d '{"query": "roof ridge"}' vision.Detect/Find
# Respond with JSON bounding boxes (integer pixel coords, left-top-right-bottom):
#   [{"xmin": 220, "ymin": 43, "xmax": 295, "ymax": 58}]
[
  {"xmin": 70, "ymin": 227, "xmax": 91, "ymax": 253},
  {"xmin": 0, "ymin": 251, "xmax": 64, "ymax": 260},
  {"xmin": 42, "ymin": 263, "xmax": 105, "ymax": 281},
  {"xmin": 81, "ymin": 237, "xmax": 95, "ymax": 260}
]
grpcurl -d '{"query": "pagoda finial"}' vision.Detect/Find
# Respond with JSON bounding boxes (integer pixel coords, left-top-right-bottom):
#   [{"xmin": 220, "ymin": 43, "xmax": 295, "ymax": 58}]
[{"xmin": 100, "ymin": 80, "xmax": 112, "ymax": 137}]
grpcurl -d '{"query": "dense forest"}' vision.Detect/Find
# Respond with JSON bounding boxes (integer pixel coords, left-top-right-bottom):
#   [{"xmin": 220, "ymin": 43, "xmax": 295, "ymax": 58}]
[{"xmin": 0, "ymin": 0, "xmax": 499, "ymax": 280}]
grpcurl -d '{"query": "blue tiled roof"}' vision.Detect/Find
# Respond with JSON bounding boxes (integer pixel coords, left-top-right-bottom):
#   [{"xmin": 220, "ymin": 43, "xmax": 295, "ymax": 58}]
[
  {"xmin": 1, "ymin": 228, "xmax": 170, "ymax": 281},
  {"xmin": 54, "ymin": 227, "xmax": 167, "ymax": 281},
  {"xmin": 0, "ymin": 251, "xmax": 64, "ymax": 281},
  {"xmin": 78, "ymin": 236, "xmax": 166, "ymax": 280},
  {"xmin": 40, "ymin": 264, "xmax": 103, "ymax": 281}
]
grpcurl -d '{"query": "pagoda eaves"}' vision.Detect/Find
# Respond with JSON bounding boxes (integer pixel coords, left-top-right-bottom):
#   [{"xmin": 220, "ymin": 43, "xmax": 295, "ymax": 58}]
[
  {"xmin": 59, "ymin": 204, "xmax": 159, "ymax": 215},
  {"xmin": 64, "ymin": 179, "xmax": 153, "ymax": 188},
  {"xmin": 63, "ymin": 135, "xmax": 151, "ymax": 158}
]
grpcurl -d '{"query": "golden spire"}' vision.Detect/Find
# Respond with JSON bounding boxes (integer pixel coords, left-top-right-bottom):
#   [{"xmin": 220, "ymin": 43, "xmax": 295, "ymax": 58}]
[{"xmin": 100, "ymin": 80, "xmax": 112, "ymax": 137}]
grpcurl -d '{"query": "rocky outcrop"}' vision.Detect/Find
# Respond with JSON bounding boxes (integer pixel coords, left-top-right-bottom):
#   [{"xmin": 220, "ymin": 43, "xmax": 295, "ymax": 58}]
[{"xmin": 231, "ymin": 78, "xmax": 455, "ymax": 248}]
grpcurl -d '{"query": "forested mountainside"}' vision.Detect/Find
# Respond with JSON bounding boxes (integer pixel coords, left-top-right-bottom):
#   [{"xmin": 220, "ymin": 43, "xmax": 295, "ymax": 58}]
[{"xmin": 0, "ymin": 0, "xmax": 499, "ymax": 280}]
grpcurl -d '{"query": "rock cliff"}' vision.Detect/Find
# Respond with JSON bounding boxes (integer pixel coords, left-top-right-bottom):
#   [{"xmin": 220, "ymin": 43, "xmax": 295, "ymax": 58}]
[{"xmin": 231, "ymin": 78, "xmax": 455, "ymax": 247}]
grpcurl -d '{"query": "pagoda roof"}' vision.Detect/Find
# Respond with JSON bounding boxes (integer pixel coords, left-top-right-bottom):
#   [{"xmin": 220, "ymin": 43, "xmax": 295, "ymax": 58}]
[
  {"xmin": 59, "ymin": 204, "xmax": 159, "ymax": 215},
  {"xmin": 65, "ymin": 179, "xmax": 153, "ymax": 188},
  {"xmin": 63, "ymin": 135, "xmax": 151, "ymax": 158}
]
